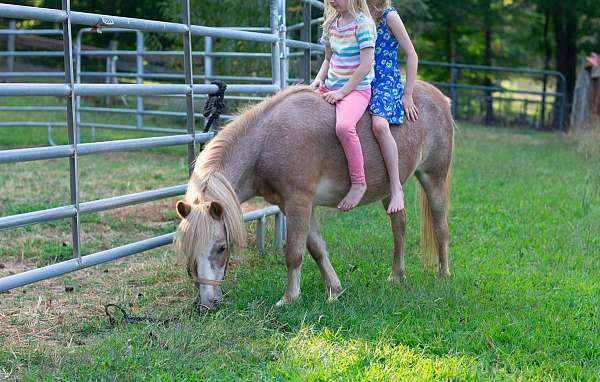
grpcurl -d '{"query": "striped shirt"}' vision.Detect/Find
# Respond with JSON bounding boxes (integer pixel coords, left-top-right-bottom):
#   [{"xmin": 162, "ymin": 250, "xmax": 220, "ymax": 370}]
[{"xmin": 320, "ymin": 13, "xmax": 376, "ymax": 90}]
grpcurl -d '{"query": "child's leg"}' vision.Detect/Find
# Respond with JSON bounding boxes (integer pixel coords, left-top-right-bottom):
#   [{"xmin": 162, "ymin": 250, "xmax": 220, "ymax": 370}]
[
  {"xmin": 371, "ymin": 116, "xmax": 404, "ymax": 213},
  {"xmin": 334, "ymin": 89, "xmax": 371, "ymax": 211}
]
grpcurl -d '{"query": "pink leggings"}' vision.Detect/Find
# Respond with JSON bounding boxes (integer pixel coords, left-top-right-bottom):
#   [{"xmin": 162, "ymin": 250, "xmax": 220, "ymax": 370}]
[{"xmin": 320, "ymin": 87, "xmax": 371, "ymax": 184}]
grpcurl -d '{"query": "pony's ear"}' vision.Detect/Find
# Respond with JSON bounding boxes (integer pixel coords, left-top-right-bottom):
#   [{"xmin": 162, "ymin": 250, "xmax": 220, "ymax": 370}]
[
  {"xmin": 176, "ymin": 200, "xmax": 192, "ymax": 219},
  {"xmin": 209, "ymin": 201, "xmax": 224, "ymax": 220}
]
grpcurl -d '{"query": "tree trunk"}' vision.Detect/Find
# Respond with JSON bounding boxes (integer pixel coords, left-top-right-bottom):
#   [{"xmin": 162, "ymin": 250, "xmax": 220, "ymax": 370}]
[
  {"xmin": 447, "ymin": 21, "xmax": 456, "ymax": 63},
  {"xmin": 553, "ymin": 4, "xmax": 578, "ymax": 129},
  {"xmin": 484, "ymin": 2, "xmax": 494, "ymax": 125},
  {"xmin": 540, "ymin": 9, "xmax": 550, "ymax": 129}
]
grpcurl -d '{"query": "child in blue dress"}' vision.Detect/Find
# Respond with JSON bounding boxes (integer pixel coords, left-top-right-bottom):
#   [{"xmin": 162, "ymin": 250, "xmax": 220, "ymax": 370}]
[{"xmin": 367, "ymin": 0, "xmax": 419, "ymax": 214}]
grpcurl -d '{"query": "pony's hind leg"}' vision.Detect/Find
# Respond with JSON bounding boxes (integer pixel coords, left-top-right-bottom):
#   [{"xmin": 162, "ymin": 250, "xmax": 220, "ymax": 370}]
[
  {"xmin": 383, "ymin": 197, "xmax": 407, "ymax": 282},
  {"xmin": 307, "ymin": 210, "xmax": 342, "ymax": 300},
  {"xmin": 276, "ymin": 195, "xmax": 313, "ymax": 306},
  {"xmin": 416, "ymin": 171, "xmax": 451, "ymax": 278}
]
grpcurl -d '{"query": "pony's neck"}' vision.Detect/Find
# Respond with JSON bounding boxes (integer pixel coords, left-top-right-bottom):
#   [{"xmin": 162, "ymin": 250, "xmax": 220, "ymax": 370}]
[
  {"xmin": 218, "ymin": 139, "xmax": 259, "ymax": 203},
  {"xmin": 194, "ymin": 123, "xmax": 263, "ymax": 203},
  {"xmin": 192, "ymin": 86, "xmax": 312, "ymax": 204}
]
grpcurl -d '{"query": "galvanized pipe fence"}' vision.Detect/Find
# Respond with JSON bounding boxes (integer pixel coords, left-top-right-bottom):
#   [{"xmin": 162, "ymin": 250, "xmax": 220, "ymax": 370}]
[{"xmin": 0, "ymin": 0, "xmax": 325, "ymax": 292}]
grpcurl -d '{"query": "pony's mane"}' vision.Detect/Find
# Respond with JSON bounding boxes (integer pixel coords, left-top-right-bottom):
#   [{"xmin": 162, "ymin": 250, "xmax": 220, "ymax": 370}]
[{"xmin": 196, "ymin": 85, "xmax": 312, "ymax": 177}]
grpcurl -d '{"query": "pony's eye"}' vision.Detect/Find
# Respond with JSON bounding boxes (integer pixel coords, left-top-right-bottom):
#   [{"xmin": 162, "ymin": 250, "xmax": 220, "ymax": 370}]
[{"xmin": 217, "ymin": 245, "xmax": 226, "ymax": 254}]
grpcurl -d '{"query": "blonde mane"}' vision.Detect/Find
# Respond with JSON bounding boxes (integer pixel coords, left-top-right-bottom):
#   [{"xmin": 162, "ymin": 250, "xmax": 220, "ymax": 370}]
[
  {"xmin": 174, "ymin": 172, "xmax": 247, "ymax": 280},
  {"xmin": 175, "ymin": 86, "xmax": 313, "ymax": 276}
]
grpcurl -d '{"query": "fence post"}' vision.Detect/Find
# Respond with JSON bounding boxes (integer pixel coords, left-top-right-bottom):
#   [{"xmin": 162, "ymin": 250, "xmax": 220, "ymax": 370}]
[
  {"xmin": 270, "ymin": 0, "xmax": 282, "ymax": 88},
  {"xmin": 558, "ymin": 93, "xmax": 566, "ymax": 132},
  {"xmin": 181, "ymin": 0, "xmax": 196, "ymax": 176},
  {"xmin": 105, "ymin": 39, "xmax": 117, "ymax": 107},
  {"xmin": 204, "ymin": 36, "xmax": 212, "ymax": 84},
  {"xmin": 75, "ymin": 29, "xmax": 82, "ymax": 142},
  {"xmin": 136, "ymin": 31, "xmax": 144, "ymax": 130},
  {"xmin": 540, "ymin": 73, "xmax": 548, "ymax": 129},
  {"xmin": 274, "ymin": 211, "xmax": 285, "ymax": 254},
  {"xmin": 6, "ymin": 20, "xmax": 16, "ymax": 75},
  {"xmin": 450, "ymin": 65, "xmax": 458, "ymax": 118},
  {"xmin": 62, "ymin": 0, "xmax": 82, "ymax": 261},
  {"xmin": 278, "ymin": 0, "xmax": 288, "ymax": 89},
  {"xmin": 299, "ymin": 1, "xmax": 312, "ymax": 84},
  {"xmin": 257, "ymin": 215, "xmax": 267, "ymax": 254}
]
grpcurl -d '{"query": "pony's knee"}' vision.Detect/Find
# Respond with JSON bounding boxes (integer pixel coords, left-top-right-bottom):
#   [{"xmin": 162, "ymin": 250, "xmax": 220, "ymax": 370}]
[{"xmin": 286, "ymin": 252, "xmax": 304, "ymax": 269}]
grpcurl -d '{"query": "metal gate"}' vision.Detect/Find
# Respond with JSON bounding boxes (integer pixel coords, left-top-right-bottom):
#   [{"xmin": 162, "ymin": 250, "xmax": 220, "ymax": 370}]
[{"xmin": 0, "ymin": 0, "xmax": 321, "ymax": 292}]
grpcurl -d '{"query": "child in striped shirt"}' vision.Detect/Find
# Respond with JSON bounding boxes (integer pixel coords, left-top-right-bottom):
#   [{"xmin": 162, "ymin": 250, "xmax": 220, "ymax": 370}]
[{"xmin": 311, "ymin": 0, "xmax": 377, "ymax": 211}]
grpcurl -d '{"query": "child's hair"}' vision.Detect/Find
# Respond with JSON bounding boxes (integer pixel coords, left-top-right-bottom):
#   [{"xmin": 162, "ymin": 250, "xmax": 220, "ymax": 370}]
[
  {"xmin": 322, "ymin": 0, "xmax": 373, "ymax": 36},
  {"xmin": 367, "ymin": 0, "xmax": 392, "ymax": 22}
]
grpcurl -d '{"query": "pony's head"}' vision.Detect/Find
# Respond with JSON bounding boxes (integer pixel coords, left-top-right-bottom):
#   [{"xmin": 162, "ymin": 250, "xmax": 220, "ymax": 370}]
[{"xmin": 174, "ymin": 172, "xmax": 246, "ymax": 312}]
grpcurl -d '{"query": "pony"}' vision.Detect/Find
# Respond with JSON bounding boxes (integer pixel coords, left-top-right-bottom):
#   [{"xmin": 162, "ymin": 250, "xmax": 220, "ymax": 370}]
[{"xmin": 174, "ymin": 81, "xmax": 453, "ymax": 310}]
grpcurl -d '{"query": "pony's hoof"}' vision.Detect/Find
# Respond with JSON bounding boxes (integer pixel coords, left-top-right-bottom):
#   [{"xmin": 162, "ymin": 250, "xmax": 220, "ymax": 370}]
[
  {"xmin": 275, "ymin": 295, "xmax": 298, "ymax": 307},
  {"xmin": 275, "ymin": 299, "xmax": 288, "ymax": 307},
  {"xmin": 387, "ymin": 274, "xmax": 406, "ymax": 283},
  {"xmin": 438, "ymin": 270, "xmax": 451, "ymax": 279},
  {"xmin": 327, "ymin": 286, "xmax": 344, "ymax": 302}
]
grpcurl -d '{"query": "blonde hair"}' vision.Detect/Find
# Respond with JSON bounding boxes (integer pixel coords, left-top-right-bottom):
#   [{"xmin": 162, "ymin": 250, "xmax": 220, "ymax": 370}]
[
  {"xmin": 322, "ymin": 0, "xmax": 373, "ymax": 36},
  {"xmin": 367, "ymin": 0, "xmax": 392, "ymax": 22}
]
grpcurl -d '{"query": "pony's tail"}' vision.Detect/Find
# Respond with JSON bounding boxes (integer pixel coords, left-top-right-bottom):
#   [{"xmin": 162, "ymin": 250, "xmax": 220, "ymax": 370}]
[{"xmin": 419, "ymin": 166, "xmax": 452, "ymax": 268}]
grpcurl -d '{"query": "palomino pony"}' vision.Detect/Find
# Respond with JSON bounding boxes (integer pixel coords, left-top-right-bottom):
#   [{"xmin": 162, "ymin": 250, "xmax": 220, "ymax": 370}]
[{"xmin": 174, "ymin": 81, "xmax": 453, "ymax": 310}]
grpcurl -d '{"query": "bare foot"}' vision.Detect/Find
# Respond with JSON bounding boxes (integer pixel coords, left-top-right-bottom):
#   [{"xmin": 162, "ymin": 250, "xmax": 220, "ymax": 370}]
[
  {"xmin": 387, "ymin": 188, "xmax": 405, "ymax": 214},
  {"xmin": 337, "ymin": 183, "xmax": 367, "ymax": 211}
]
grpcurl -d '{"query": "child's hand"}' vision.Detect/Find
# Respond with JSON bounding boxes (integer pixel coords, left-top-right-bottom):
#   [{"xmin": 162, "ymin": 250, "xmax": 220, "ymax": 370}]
[
  {"xmin": 403, "ymin": 93, "xmax": 420, "ymax": 122},
  {"xmin": 310, "ymin": 78, "xmax": 323, "ymax": 90},
  {"xmin": 323, "ymin": 89, "xmax": 345, "ymax": 104}
]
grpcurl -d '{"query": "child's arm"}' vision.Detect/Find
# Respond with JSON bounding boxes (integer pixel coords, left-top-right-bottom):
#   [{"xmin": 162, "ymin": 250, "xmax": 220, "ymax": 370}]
[
  {"xmin": 387, "ymin": 12, "xmax": 420, "ymax": 121},
  {"xmin": 323, "ymin": 47, "xmax": 374, "ymax": 104},
  {"xmin": 310, "ymin": 45, "xmax": 333, "ymax": 89}
]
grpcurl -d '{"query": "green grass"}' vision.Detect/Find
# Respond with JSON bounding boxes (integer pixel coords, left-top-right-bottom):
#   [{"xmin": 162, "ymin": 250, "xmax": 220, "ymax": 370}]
[{"xmin": 1, "ymin": 121, "xmax": 599, "ymax": 381}]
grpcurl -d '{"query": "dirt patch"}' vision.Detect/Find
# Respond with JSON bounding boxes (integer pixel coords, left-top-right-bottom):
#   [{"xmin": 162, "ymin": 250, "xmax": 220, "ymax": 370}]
[
  {"xmin": 0, "ymin": 251, "xmax": 191, "ymax": 349},
  {"xmin": 0, "ymin": 257, "xmax": 30, "ymax": 279},
  {"xmin": 102, "ymin": 198, "xmax": 175, "ymax": 222}
]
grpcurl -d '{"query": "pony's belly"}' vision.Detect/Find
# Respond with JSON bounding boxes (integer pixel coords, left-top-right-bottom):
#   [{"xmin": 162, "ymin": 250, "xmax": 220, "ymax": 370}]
[
  {"xmin": 314, "ymin": 176, "xmax": 345, "ymax": 207},
  {"xmin": 313, "ymin": 175, "xmax": 390, "ymax": 208}
]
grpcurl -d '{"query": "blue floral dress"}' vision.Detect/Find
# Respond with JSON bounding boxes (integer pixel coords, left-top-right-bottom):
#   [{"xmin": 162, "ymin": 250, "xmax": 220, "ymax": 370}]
[{"xmin": 369, "ymin": 7, "xmax": 405, "ymax": 125}]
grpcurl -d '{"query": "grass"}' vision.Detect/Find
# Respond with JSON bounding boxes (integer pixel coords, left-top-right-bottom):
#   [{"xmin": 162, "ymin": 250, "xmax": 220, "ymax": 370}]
[{"xmin": 1, "ymin": 116, "xmax": 599, "ymax": 380}]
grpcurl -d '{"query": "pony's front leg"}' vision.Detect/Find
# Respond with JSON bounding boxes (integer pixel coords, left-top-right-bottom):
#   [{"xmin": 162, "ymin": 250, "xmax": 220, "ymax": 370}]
[
  {"xmin": 276, "ymin": 195, "xmax": 313, "ymax": 307},
  {"xmin": 307, "ymin": 209, "xmax": 341, "ymax": 300}
]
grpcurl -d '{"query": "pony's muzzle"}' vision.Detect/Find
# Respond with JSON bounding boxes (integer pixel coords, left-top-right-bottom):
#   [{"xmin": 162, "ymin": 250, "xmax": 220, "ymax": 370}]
[
  {"xmin": 194, "ymin": 289, "xmax": 222, "ymax": 313},
  {"xmin": 194, "ymin": 297, "xmax": 219, "ymax": 313}
]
